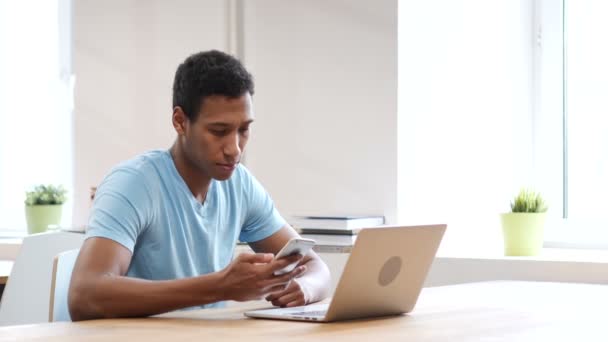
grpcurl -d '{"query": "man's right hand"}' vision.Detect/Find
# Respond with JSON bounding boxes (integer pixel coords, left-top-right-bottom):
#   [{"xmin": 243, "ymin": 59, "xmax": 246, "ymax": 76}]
[{"xmin": 219, "ymin": 253, "xmax": 306, "ymax": 302}]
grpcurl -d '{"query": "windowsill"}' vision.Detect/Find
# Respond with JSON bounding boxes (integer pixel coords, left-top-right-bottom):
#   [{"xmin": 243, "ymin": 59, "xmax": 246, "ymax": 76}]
[
  {"xmin": 436, "ymin": 247, "xmax": 608, "ymax": 263},
  {"xmin": 434, "ymin": 219, "xmax": 608, "ymax": 261},
  {"xmin": 0, "ymin": 230, "xmax": 28, "ymax": 239},
  {"xmin": 2, "ymin": 232, "xmax": 605, "ymax": 263},
  {"xmin": 303, "ymin": 232, "xmax": 608, "ymax": 264}
]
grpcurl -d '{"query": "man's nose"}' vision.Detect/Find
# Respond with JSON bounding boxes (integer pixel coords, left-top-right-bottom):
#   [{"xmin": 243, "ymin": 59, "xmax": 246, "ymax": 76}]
[{"xmin": 223, "ymin": 133, "xmax": 241, "ymax": 159}]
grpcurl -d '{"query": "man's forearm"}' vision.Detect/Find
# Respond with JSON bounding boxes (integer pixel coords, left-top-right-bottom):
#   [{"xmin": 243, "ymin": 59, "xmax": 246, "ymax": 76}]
[
  {"xmin": 69, "ymin": 272, "xmax": 225, "ymax": 321},
  {"xmin": 298, "ymin": 256, "xmax": 331, "ymax": 303}
]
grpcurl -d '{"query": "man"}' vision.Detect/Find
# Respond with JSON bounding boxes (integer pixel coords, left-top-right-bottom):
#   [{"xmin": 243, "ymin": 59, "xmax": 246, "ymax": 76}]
[{"xmin": 68, "ymin": 50, "xmax": 331, "ymax": 321}]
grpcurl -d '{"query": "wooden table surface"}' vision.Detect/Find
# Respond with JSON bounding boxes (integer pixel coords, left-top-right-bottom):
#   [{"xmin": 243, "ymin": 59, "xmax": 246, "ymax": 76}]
[{"xmin": 0, "ymin": 281, "xmax": 606, "ymax": 341}]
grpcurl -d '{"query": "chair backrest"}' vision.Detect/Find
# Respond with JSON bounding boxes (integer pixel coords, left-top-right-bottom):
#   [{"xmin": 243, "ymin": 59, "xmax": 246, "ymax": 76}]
[
  {"xmin": 0, "ymin": 231, "xmax": 84, "ymax": 326},
  {"xmin": 49, "ymin": 249, "xmax": 80, "ymax": 322}
]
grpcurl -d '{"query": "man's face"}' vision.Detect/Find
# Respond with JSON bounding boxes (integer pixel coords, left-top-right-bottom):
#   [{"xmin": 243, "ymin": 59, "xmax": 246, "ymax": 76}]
[{"xmin": 180, "ymin": 93, "xmax": 253, "ymax": 181}]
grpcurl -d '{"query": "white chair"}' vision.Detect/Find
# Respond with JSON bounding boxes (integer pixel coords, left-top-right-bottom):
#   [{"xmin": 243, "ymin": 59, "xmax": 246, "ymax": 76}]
[
  {"xmin": 0, "ymin": 231, "xmax": 84, "ymax": 326},
  {"xmin": 49, "ymin": 249, "xmax": 80, "ymax": 322}
]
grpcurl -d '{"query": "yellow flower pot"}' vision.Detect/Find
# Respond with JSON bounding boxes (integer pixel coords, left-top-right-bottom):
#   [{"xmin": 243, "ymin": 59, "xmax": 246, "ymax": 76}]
[{"xmin": 500, "ymin": 213, "xmax": 547, "ymax": 256}]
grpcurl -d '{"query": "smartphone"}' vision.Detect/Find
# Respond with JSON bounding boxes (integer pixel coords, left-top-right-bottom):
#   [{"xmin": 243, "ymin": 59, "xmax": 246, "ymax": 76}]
[{"xmin": 273, "ymin": 237, "xmax": 316, "ymax": 275}]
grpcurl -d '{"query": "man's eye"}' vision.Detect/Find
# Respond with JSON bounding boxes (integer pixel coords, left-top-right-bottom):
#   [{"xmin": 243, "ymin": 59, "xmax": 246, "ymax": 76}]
[
  {"xmin": 239, "ymin": 127, "xmax": 250, "ymax": 134},
  {"xmin": 210, "ymin": 130, "xmax": 228, "ymax": 136}
]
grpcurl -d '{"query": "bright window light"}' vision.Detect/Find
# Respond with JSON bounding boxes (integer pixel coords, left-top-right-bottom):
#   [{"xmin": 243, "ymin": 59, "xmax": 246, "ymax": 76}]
[
  {"xmin": 565, "ymin": 0, "xmax": 608, "ymax": 221},
  {"xmin": 398, "ymin": 1, "xmax": 535, "ymax": 252},
  {"xmin": 0, "ymin": 0, "xmax": 73, "ymax": 232}
]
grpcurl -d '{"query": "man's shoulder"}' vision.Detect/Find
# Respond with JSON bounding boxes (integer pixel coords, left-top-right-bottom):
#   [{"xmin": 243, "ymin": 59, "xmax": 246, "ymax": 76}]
[
  {"xmin": 115, "ymin": 149, "xmax": 167, "ymax": 170},
  {"xmin": 109, "ymin": 150, "xmax": 169, "ymax": 177},
  {"xmin": 100, "ymin": 150, "xmax": 170, "ymax": 192}
]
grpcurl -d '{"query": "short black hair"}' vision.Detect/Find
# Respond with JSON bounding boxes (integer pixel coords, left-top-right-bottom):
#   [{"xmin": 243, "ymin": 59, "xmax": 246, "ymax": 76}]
[{"xmin": 172, "ymin": 50, "xmax": 254, "ymax": 121}]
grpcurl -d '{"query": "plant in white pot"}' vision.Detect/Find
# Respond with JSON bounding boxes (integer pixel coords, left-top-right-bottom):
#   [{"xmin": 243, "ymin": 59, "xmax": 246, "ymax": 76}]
[
  {"xmin": 500, "ymin": 189, "xmax": 548, "ymax": 256},
  {"xmin": 24, "ymin": 185, "xmax": 67, "ymax": 234}
]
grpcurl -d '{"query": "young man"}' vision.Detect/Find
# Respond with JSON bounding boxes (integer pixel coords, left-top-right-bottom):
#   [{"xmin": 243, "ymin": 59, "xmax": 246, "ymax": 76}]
[{"xmin": 68, "ymin": 50, "xmax": 330, "ymax": 321}]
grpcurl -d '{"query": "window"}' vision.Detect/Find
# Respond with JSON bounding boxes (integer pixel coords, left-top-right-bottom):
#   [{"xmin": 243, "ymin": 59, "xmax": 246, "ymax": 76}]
[
  {"xmin": 398, "ymin": 0, "xmax": 608, "ymax": 252},
  {"xmin": 0, "ymin": 0, "xmax": 73, "ymax": 232},
  {"xmin": 398, "ymin": 1, "xmax": 536, "ymax": 252},
  {"xmin": 542, "ymin": 0, "xmax": 608, "ymax": 248},
  {"xmin": 563, "ymin": 1, "xmax": 608, "ymax": 220}
]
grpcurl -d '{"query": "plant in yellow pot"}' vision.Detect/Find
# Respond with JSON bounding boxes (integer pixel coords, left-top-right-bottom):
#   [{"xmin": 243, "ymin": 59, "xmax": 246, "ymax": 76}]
[
  {"xmin": 24, "ymin": 185, "xmax": 67, "ymax": 234},
  {"xmin": 500, "ymin": 189, "xmax": 548, "ymax": 256}
]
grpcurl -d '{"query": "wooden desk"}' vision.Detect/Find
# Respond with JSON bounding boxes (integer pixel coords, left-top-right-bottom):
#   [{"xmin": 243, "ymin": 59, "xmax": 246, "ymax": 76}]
[{"xmin": 0, "ymin": 281, "xmax": 606, "ymax": 341}]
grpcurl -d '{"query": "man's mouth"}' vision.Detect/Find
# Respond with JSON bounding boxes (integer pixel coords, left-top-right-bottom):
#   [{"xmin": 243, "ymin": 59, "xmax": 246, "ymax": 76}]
[{"xmin": 217, "ymin": 163, "xmax": 237, "ymax": 171}]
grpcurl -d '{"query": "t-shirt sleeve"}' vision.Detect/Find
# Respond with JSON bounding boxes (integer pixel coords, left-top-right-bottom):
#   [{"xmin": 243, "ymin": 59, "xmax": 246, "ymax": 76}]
[
  {"xmin": 85, "ymin": 167, "xmax": 154, "ymax": 252},
  {"xmin": 238, "ymin": 166, "xmax": 286, "ymax": 243}
]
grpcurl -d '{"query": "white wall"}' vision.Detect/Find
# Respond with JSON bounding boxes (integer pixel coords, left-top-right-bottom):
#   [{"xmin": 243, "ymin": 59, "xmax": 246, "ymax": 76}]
[
  {"xmin": 243, "ymin": 0, "xmax": 398, "ymax": 223},
  {"xmin": 72, "ymin": 0, "xmax": 398, "ymax": 226},
  {"xmin": 72, "ymin": 0, "xmax": 228, "ymax": 225}
]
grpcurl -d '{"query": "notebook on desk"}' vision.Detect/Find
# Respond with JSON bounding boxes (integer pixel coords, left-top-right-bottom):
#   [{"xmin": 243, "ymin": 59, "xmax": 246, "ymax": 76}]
[{"xmin": 245, "ymin": 224, "xmax": 446, "ymax": 322}]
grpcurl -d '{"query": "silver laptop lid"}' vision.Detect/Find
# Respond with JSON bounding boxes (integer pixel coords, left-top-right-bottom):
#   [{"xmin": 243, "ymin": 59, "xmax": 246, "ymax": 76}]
[{"xmin": 324, "ymin": 224, "xmax": 446, "ymax": 322}]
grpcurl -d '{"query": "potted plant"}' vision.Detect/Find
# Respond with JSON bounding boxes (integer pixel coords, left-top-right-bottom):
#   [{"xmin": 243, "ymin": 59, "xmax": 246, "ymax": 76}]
[
  {"xmin": 24, "ymin": 185, "xmax": 67, "ymax": 234},
  {"xmin": 500, "ymin": 189, "xmax": 548, "ymax": 256}
]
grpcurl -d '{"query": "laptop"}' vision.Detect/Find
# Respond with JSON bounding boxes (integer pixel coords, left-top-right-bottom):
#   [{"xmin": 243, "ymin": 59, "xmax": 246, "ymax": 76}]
[{"xmin": 244, "ymin": 224, "xmax": 446, "ymax": 322}]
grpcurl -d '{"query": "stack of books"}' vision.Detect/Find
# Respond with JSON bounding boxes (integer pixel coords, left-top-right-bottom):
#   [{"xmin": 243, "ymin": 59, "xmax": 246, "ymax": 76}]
[{"xmin": 289, "ymin": 215, "xmax": 385, "ymax": 235}]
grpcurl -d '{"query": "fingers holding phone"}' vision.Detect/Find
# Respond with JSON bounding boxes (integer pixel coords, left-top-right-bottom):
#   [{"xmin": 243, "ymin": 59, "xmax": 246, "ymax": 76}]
[
  {"xmin": 220, "ymin": 253, "xmax": 280, "ymax": 301},
  {"xmin": 218, "ymin": 238, "xmax": 315, "ymax": 302},
  {"xmin": 272, "ymin": 238, "xmax": 315, "ymax": 276},
  {"xmin": 257, "ymin": 237, "xmax": 315, "ymax": 294}
]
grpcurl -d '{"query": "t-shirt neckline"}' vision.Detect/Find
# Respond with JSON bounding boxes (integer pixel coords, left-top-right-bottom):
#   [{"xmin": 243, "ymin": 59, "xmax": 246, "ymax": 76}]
[{"xmin": 163, "ymin": 149, "xmax": 213, "ymax": 211}]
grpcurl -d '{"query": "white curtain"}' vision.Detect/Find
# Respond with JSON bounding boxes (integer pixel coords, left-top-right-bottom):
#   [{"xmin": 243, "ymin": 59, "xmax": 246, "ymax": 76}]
[{"xmin": 0, "ymin": 0, "xmax": 73, "ymax": 231}]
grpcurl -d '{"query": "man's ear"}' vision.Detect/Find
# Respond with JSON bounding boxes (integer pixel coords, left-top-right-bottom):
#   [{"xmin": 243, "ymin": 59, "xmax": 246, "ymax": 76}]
[{"xmin": 172, "ymin": 107, "xmax": 188, "ymax": 135}]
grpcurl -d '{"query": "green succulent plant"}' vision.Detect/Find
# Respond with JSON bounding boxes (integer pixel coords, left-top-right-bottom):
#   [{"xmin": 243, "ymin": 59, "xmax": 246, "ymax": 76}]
[
  {"xmin": 510, "ymin": 189, "xmax": 548, "ymax": 213},
  {"xmin": 25, "ymin": 185, "xmax": 67, "ymax": 206}
]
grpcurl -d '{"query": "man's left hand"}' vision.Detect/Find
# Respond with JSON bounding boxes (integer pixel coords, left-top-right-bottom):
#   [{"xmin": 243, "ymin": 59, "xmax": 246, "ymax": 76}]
[{"xmin": 265, "ymin": 278, "xmax": 308, "ymax": 307}]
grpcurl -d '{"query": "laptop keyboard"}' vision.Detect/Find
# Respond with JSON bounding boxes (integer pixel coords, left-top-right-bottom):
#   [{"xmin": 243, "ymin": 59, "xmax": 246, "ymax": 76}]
[{"xmin": 290, "ymin": 310, "xmax": 327, "ymax": 317}]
